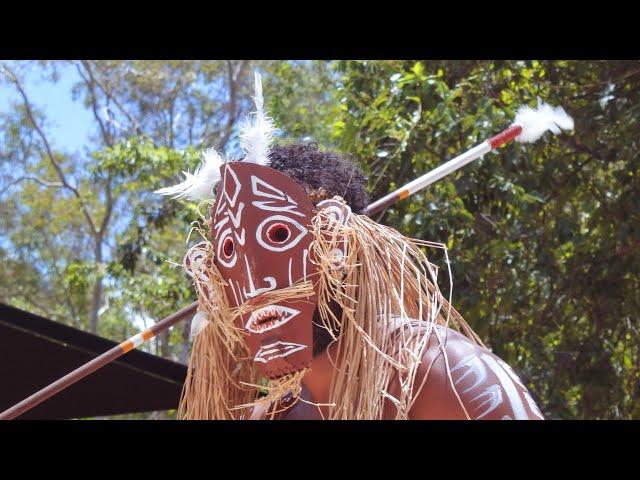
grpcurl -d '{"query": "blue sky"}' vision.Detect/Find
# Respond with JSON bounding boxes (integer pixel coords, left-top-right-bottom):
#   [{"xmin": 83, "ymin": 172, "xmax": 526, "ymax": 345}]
[{"xmin": 0, "ymin": 62, "xmax": 94, "ymax": 154}]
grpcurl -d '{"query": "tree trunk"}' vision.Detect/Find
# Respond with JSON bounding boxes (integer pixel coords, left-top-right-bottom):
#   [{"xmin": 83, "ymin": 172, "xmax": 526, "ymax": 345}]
[
  {"xmin": 160, "ymin": 329, "xmax": 170, "ymax": 359},
  {"xmin": 89, "ymin": 241, "xmax": 103, "ymax": 334},
  {"xmin": 180, "ymin": 317, "xmax": 192, "ymax": 365}
]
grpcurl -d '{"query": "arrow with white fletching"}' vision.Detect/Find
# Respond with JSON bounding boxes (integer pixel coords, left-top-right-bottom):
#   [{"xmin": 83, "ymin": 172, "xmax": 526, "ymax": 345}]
[{"xmin": 365, "ymin": 100, "xmax": 575, "ymax": 215}]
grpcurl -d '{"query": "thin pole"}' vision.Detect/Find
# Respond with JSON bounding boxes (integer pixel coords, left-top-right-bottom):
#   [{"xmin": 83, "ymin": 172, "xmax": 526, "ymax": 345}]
[
  {"xmin": 0, "ymin": 302, "xmax": 197, "ymax": 420},
  {"xmin": 364, "ymin": 125, "xmax": 522, "ymax": 216}
]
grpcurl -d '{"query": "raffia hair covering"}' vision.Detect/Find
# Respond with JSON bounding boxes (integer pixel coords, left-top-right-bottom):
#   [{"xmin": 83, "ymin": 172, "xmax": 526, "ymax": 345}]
[{"xmin": 178, "ymin": 200, "xmax": 482, "ymax": 419}]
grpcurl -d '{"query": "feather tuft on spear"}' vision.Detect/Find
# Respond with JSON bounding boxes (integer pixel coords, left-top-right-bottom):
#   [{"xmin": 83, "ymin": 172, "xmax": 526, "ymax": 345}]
[
  {"xmin": 513, "ymin": 100, "xmax": 575, "ymax": 143},
  {"xmin": 366, "ymin": 100, "xmax": 575, "ymax": 215}
]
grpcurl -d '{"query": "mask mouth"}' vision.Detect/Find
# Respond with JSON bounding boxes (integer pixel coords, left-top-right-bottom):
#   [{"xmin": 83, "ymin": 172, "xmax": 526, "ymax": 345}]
[
  {"xmin": 254, "ymin": 341, "xmax": 308, "ymax": 363},
  {"xmin": 245, "ymin": 304, "xmax": 300, "ymax": 334}
]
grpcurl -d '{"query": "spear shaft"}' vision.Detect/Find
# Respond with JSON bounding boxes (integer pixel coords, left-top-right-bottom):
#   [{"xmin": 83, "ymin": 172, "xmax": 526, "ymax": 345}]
[
  {"xmin": 0, "ymin": 302, "xmax": 197, "ymax": 420},
  {"xmin": 364, "ymin": 125, "xmax": 523, "ymax": 216}
]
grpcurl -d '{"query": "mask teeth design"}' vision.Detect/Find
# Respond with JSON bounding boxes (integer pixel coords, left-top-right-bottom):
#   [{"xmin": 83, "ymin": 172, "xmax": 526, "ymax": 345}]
[{"xmin": 245, "ymin": 304, "xmax": 299, "ymax": 334}]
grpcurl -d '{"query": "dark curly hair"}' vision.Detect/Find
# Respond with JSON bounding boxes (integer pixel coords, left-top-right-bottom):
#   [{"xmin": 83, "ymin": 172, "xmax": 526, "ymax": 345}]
[
  {"xmin": 209, "ymin": 143, "xmax": 367, "ymax": 356},
  {"xmin": 269, "ymin": 142, "xmax": 369, "ymax": 355},
  {"xmin": 268, "ymin": 142, "xmax": 369, "ymax": 214}
]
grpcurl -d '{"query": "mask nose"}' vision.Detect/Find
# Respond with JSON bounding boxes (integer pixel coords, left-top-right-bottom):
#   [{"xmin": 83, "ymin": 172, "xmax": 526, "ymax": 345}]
[{"xmin": 240, "ymin": 254, "xmax": 277, "ymax": 301}]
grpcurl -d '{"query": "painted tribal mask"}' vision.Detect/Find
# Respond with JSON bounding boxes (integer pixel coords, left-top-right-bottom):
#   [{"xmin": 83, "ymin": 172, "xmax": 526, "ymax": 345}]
[
  {"xmin": 156, "ymin": 73, "xmax": 331, "ymax": 379},
  {"xmin": 210, "ymin": 161, "xmax": 318, "ymax": 378}
]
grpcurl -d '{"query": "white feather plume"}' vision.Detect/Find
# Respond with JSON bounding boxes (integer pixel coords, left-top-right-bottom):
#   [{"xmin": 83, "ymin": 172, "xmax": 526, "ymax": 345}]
[
  {"xmin": 154, "ymin": 148, "xmax": 224, "ymax": 201},
  {"xmin": 238, "ymin": 72, "xmax": 277, "ymax": 166},
  {"xmin": 513, "ymin": 99, "xmax": 575, "ymax": 143},
  {"xmin": 190, "ymin": 310, "xmax": 209, "ymax": 338}
]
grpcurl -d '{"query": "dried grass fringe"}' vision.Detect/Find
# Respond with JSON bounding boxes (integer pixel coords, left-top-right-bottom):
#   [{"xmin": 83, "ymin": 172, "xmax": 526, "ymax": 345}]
[
  {"xmin": 178, "ymin": 204, "xmax": 483, "ymax": 420},
  {"xmin": 177, "ymin": 234, "xmax": 316, "ymax": 419},
  {"xmin": 311, "ymin": 206, "xmax": 483, "ymax": 419}
]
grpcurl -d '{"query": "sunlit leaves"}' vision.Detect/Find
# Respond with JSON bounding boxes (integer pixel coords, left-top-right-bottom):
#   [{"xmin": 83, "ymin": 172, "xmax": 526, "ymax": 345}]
[{"xmin": 336, "ymin": 59, "xmax": 640, "ymax": 419}]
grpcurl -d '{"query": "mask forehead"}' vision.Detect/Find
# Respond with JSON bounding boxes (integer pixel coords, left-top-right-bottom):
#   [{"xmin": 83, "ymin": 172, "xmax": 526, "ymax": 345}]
[{"xmin": 210, "ymin": 162, "xmax": 318, "ymax": 378}]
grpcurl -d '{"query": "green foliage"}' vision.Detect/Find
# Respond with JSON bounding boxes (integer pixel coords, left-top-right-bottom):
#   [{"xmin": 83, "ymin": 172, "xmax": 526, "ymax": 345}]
[
  {"xmin": 335, "ymin": 60, "xmax": 640, "ymax": 419},
  {"xmin": 1, "ymin": 60, "xmax": 638, "ymax": 419}
]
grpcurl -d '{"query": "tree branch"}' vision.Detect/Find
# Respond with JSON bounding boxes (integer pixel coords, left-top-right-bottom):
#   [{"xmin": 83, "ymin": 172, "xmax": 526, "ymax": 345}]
[
  {"xmin": 79, "ymin": 60, "xmax": 150, "ymax": 143},
  {"xmin": 0, "ymin": 175, "xmax": 63, "ymax": 196},
  {"xmin": 98, "ymin": 181, "xmax": 113, "ymax": 238},
  {"xmin": 1, "ymin": 65, "xmax": 99, "ymax": 237},
  {"xmin": 75, "ymin": 61, "xmax": 113, "ymax": 148},
  {"xmin": 199, "ymin": 60, "xmax": 248, "ymax": 150}
]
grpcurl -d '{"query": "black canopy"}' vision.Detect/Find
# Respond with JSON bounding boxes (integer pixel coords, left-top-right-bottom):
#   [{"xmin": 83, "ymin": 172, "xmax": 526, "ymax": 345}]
[{"xmin": 0, "ymin": 303, "xmax": 187, "ymax": 419}]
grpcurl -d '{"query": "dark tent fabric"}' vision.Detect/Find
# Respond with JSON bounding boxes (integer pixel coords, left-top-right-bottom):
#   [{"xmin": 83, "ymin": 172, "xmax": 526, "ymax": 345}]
[{"xmin": 0, "ymin": 303, "xmax": 187, "ymax": 419}]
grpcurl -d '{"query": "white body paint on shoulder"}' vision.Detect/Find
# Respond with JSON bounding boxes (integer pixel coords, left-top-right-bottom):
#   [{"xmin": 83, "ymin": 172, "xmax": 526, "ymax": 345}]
[{"xmin": 480, "ymin": 353, "xmax": 529, "ymax": 420}]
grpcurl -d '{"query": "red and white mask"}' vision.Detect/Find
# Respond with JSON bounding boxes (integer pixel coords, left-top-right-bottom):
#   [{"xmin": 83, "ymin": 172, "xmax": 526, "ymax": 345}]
[
  {"xmin": 210, "ymin": 161, "xmax": 318, "ymax": 378},
  {"xmin": 156, "ymin": 73, "xmax": 346, "ymax": 379}
]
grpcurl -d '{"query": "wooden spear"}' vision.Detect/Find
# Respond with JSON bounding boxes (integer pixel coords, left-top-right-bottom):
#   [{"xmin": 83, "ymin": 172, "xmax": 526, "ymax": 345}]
[{"xmin": 0, "ymin": 302, "xmax": 197, "ymax": 420}]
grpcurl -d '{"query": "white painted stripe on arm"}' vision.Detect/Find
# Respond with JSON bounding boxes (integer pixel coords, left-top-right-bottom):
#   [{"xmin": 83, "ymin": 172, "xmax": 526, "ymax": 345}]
[{"xmin": 481, "ymin": 353, "xmax": 529, "ymax": 420}]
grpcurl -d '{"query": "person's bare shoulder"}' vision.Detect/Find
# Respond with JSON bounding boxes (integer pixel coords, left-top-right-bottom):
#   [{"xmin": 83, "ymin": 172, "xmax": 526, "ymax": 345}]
[{"xmin": 408, "ymin": 326, "xmax": 545, "ymax": 420}]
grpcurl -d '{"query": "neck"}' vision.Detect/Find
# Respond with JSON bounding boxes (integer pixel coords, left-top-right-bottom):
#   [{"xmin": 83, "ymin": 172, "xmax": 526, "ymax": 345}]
[{"xmin": 302, "ymin": 341, "xmax": 337, "ymax": 419}]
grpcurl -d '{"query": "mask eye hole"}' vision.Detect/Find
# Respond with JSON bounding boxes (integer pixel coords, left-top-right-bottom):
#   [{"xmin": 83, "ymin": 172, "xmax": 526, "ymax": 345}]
[
  {"xmin": 222, "ymin": 237, "xmax": 235, "ymax": 257},
  {"xmin": 267, "ymin": 223, "xmax": 291, "ymax": 243}
]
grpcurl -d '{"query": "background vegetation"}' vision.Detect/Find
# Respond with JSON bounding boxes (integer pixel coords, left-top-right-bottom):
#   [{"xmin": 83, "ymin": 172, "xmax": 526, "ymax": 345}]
[{"xmin": 1, "ymin": 60, "xmax": 638, "ymax": 419}]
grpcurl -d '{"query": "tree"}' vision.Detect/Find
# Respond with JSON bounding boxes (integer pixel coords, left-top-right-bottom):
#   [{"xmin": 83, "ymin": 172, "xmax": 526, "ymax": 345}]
[
  {"xmin": 0, "ymin": 60, "xmax": 338, "ymax": 356},
  {"xmin": 333, "ymin": 60, "xmax": 640, "ymax": 419},
  {"xmin": 2, "ymin": 60, "xmax": 637, "ymax": 419}
]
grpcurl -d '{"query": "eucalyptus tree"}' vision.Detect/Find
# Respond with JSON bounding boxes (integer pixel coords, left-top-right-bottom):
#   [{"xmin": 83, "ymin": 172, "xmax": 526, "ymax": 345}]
[
  {"xmin": 334, "ymin": 60, "xmax": 640, "ymax": 419},
  {"xmin": 0, "ymin": 60, "xmax": 338, "ymax": 361}
]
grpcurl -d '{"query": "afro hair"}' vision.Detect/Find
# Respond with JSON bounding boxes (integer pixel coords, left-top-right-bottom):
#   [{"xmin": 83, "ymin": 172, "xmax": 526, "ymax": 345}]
[{"xmin": 268, "ymin": 142, "xmax": 369, "ymax": 214}]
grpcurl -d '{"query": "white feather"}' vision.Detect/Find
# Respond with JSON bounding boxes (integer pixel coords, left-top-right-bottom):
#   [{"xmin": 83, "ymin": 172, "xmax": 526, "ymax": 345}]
[
  {"xmin": 154, "ymin": 148, "xmax": 224, "ymax": 201},
  {"xmin": 238, "ymin": 72, "xmax": 277, "ymax": 166},
  {"xmin": 513, "ymin": 100, "xmax": 574, "ymax": 143},
  {"xmin": 190, "ymin": 311, "xmax": 209, "ymax": 338}
]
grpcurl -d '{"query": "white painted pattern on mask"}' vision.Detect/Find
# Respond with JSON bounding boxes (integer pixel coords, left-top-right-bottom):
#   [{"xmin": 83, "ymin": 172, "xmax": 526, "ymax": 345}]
[
  {"xmin": 250, "ymin": 175, "xmax": 305, "ymax": 217},
  {"xmin": 184, "ymin": 244, "xmax": 210, "ymax": 284},
  {"xmin": 320, "ymin": 204, "xmax": 346, "ymax": 225},
  {"xmin": 302, "ymin": 248, "xmax": 308, "ymax": 282},
  {"xmin": 215, "ymin": 168, "xmax": 246, "ymax": 254},
  {"xmin": 254, "ymin": 341, "xmax": 308, "ymax": 363},
  {"xmin": 213, "ymin": 214, "xmax": 229, "ymax": 239},
  {"xmin": 234, "ymin": 228, "xmax": 246, "ymax": 246},
  {"xmin": 242, "ymin": 255, "xmax": 276, "ymax": 299},
  {"xmin": 214, "ymin": 195, "xmax": 227, "ymax": 218},
  {"xmin": 223, "ymin": 166, "xmax": 241, "ymax": 207},
  {"xmin": 235, "ymin": 280, "xmax": 243, "ymax": 303},
  {"xmin": 226, "ymin": 202, "xmax": 244, "ymax": 228},
  {"xmin": 256, "ymin": 215, "xmax": 308, "ymax": 252},
  {"xmin": 229, "ymin": 280, "xmax": 241, "ymax": 306},
  {"xmin": 216, "ymin": 228, "xmax": 237, "ymax": 268},
  {"xmin": 251, "ymin": 175, "xmax": 288, "ymax": 200}
]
